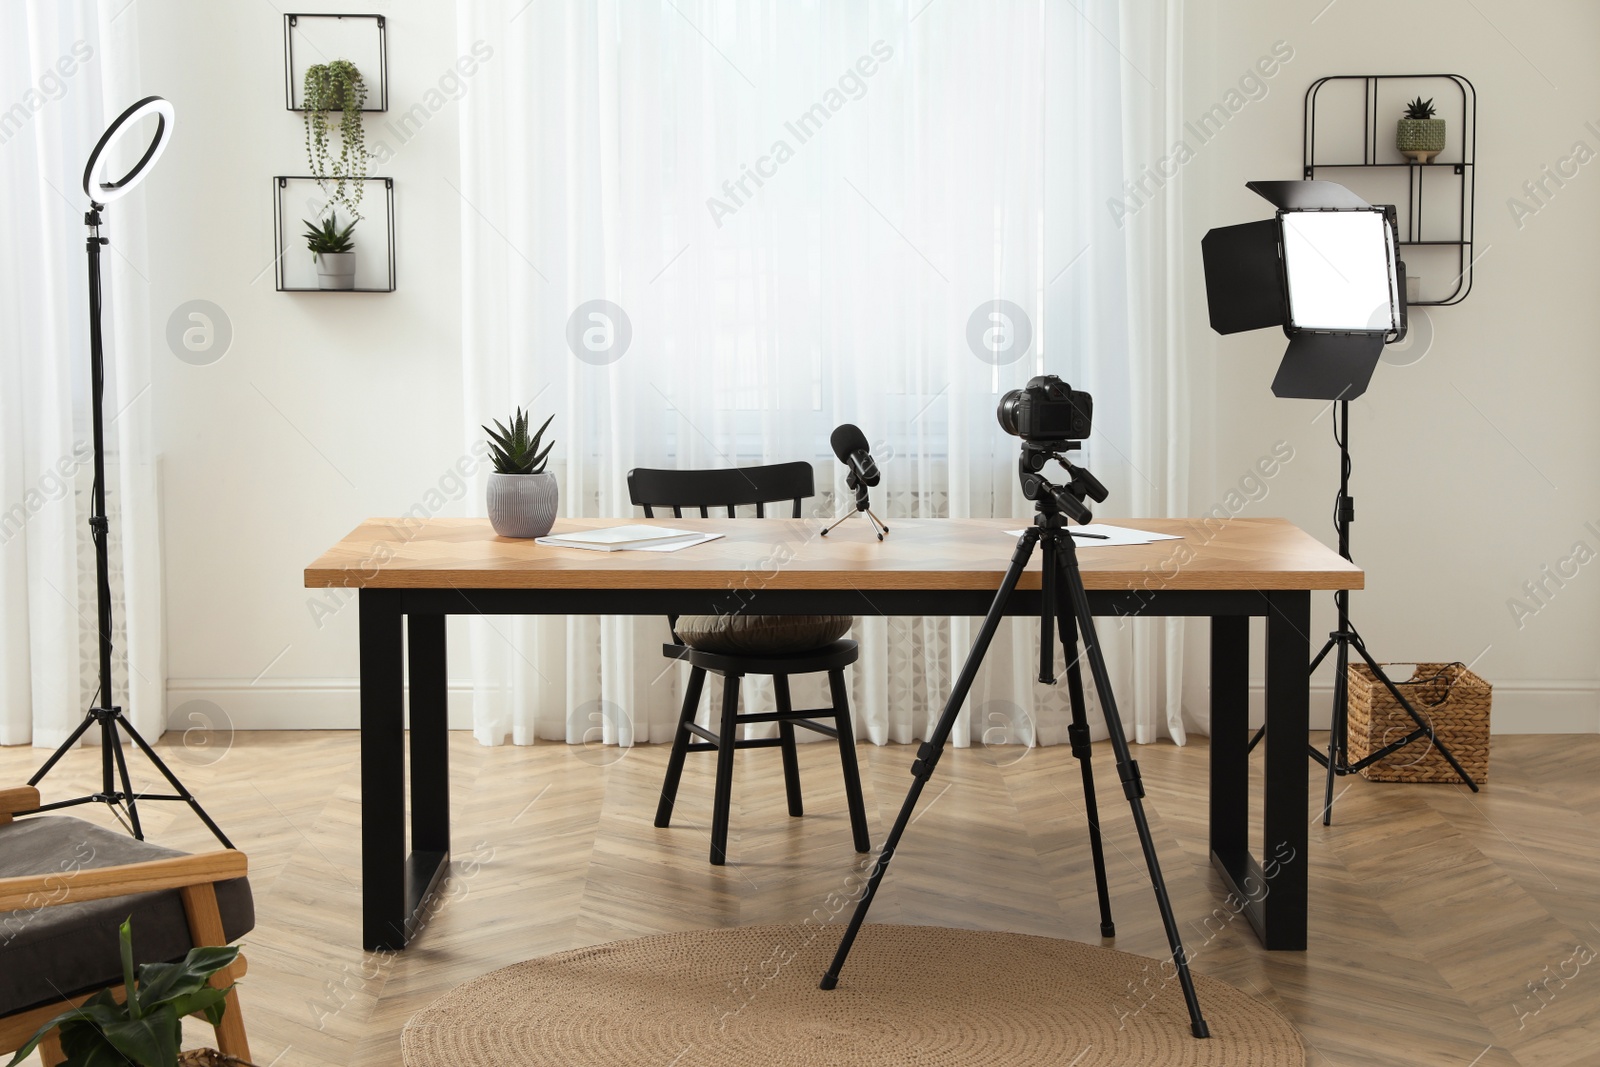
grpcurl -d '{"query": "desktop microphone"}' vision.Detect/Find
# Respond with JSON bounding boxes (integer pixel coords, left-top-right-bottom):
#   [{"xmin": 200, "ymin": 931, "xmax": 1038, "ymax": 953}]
[
  {"xmin": 830, "ymin": 424, "xmax": 880, "ymax": 488},
  {"xmin": 822, "ymin": 424, "xmax": 888, "ymax": 539}
]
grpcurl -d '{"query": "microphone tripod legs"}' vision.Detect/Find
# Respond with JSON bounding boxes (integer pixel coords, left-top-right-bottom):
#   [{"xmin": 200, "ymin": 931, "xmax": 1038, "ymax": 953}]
[{"xmin": 820, "ymin": 507, "xmax": 889, "ymax": 540}]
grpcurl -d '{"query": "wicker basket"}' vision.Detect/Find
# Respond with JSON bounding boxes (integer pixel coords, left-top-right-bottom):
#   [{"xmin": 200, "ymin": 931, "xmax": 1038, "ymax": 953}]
[
  {"xmin": 178, "ymin": 1051, "xmax": 257, "ymax": 1067},
  {"xmin": 1346, "ymin": 662, "xmax": 1491, "ymax": 784}
]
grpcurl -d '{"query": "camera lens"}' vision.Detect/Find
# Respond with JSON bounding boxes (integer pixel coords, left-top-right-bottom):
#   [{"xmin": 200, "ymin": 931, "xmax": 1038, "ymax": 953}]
[{"xmin": 996, "ymin": 389, "xmax": 1023, "ymax": 436}]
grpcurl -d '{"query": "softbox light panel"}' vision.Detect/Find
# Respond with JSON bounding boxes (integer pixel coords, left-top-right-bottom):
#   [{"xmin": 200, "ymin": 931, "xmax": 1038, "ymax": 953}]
[{"xmin": 1281, "ymin": 211, "xmax": 1400, "ymax": 333}]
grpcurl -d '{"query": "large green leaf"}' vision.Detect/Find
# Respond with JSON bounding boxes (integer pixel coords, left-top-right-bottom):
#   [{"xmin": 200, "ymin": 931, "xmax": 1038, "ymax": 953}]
[
  {"xmin": 130, "ymin": 962, "xmax": 205, "ymax": 1009},
  {"xmin": 62, "ymin": 1042, "xmax": 140, "ymax": 1067},
  {"xmin": 4, "ymin": 1002, "xmax": 123, "ymax": 1067},
  {"xmin": 165, "ymin": 985, "xmax": 231, "ymax": 1027},
  {"xmin": 176, "ymin": 944, "xmax": 239, "ymax": 976},
  {"xmin": 100, "ymin": 1007, "xmax": 178, "ymax": 1066}
]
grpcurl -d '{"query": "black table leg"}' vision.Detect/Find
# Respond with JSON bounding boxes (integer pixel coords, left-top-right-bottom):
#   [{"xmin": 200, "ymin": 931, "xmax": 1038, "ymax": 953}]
[
  {"xmin": 406, "ymin": 613, "xmax": 452, "ymax": 937},
  {"xmin": 1209, "ymin": 615, "xmax": 1249, "ymax": 861},
  {"xmin": 360, "ymin": 589, "xmax": 407, "ymax": 951},
  {"xmin": 1262, "ymin": 590, "xmax": 1310, "ymax": 950}
]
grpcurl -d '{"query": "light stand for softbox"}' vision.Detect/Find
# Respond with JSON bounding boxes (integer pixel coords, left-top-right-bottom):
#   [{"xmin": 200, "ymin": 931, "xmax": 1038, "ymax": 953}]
[
  {"xmin": 1203, "ymin": 179, "xmax": 1478, "ymax": 823},
  {"xmin": 21, "ymin": 97, "xmax": 232, "ymax": 848},
  {"xmin": 1245, "ymin": 400, "xmax": 1480, "ymax": 822}
]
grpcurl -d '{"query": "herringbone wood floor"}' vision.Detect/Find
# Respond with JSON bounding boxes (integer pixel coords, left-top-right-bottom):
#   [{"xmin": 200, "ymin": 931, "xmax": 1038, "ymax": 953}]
[{"xmin": 4, "ymin": 731, "xmax": 1596, "ymax": 1066}]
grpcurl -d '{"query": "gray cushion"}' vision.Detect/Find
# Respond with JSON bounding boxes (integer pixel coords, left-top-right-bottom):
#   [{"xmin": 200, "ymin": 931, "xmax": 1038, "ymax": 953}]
[
  {"xmin": 0, "ymin": 816, "xmax": 254, "ymax": 1017},
  {"xmin": 674, "ymin": 614, "xmax": 852, "ymax": 656}
]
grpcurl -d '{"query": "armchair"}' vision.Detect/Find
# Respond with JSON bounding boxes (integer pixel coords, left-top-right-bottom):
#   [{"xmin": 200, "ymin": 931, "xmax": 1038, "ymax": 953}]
[{"xmin": 0, "ymin": 786, "xmax": 253, "ymax": 1066}]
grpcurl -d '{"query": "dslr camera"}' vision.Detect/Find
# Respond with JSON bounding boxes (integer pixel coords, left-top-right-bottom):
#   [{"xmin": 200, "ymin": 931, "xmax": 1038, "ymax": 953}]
[{"xmin": 997, "ymin": 374, "xmax": 1093, "ymax": 443}]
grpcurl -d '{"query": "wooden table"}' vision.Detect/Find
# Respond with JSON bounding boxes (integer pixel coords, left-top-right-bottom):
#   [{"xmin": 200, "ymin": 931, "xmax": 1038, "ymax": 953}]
[{"xmin": 306, "ymin": 516, "xmax": 1361, "ymax": 952}]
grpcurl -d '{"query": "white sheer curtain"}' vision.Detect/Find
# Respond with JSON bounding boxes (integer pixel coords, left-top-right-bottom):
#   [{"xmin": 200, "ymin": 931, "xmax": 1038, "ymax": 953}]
[
  {"xmin": 456, "ymin": 0, "xmax": 1191, "ymax": 749},
  {"xmin": 0, "ymin": 0, "xmax": 163, "ymax": 747}
]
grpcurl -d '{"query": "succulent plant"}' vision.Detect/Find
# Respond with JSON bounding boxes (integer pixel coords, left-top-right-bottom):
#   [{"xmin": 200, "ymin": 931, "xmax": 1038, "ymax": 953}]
[
  {"xmin": 484, "ymin": 407, "xmax": 554, "ymax": 475},
  {"xmin": 1403, "ymin": 96, "xmax": 1437, "ymax": 121},
  {"xmin": 302, "ymin": 211, "xmax": 356, "ymax": 259}
]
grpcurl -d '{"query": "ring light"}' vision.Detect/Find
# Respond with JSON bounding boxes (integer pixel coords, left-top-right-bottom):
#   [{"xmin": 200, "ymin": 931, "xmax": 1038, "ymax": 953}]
[{"xmin": 81, "ymin": 95, "xmax": 175, "ymax": 205}]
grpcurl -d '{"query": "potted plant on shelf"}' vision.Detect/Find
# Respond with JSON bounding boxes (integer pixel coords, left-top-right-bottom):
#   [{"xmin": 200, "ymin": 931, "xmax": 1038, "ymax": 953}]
[
  {"xmin": 302, "ymin": 211, "xmax": 357, "ymax": 290},
  {"xmin": 302, "ymin": 58, "xmax": 369, "ymax": 219},
  {"xmin": 484, "ymin": 407, "xmax": 558, "ymax": 538},
  {"xmin": 1396, "ymin": 96, "xmax": 1446, "ymax": 164},
  {"xmin": 6, "ymin": 918, "xmax": 245, "ymax": 1067}
]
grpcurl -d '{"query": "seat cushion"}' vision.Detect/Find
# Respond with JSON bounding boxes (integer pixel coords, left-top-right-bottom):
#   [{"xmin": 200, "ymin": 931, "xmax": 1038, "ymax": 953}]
[
  {"xmin": 674, "ymin": 614, "xmax": 852, "ymax": 656},
  {"xmin": 0, "ymin": 816, "xmax": 254, "ymax": 1017}
]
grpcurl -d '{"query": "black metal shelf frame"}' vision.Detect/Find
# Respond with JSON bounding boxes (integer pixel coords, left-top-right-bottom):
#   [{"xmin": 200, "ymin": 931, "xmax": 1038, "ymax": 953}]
[
  {"xmin": 283, "ymin": 13, "xmax": 389, "ymax": 112},
  {"xmin": 273, "ymin": 176, "xmax": 396, "ymax": 293},
  {"xmin": 1304, "ymin": 74, "xmax": 1476, "ymax": 306}
]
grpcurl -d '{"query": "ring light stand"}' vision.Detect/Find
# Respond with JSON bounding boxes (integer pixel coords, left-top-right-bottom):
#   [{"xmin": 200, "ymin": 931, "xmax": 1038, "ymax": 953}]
[{"xmin": 22, "ymin": 97, "xmax": 232, "ymax": 848}]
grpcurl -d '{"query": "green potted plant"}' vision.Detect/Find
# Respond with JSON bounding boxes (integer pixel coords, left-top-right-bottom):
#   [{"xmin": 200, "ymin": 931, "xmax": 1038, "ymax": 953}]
[
  {"xmin": 302, "ymin": 59, "xmax": 369, "ymax": 219},
  {"xmin": 1396, "ymin": 96, "xmax": 1445, "ymax": 164},
  {"xmin": 484, "ymin": 407, "xmax": 557, "ymax": 538},
  {"xmin": 7, "ymin": 918, "xmax": 243, "ymax": 1067},
  {"xmin": 302, "ymin": 211, "xmax": 357, "ymax": 290}
]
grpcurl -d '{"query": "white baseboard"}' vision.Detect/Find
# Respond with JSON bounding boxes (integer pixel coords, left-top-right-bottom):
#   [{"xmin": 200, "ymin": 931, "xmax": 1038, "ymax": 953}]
[
  {"xmin": 165, "ymin": 678, "xmax": 477, "ymax": 731},
  {"xmin": 169, "ymin": 678, "xmax": 1600, "ymax": 735},
  {"xmin": 1249, "ymin": 680, "xmax": 1598, "ymax": 735}
]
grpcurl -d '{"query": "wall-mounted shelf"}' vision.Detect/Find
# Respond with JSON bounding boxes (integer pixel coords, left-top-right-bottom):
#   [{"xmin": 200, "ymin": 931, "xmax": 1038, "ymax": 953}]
[
  {"xmin": 1304, "ymin": 74, "xmax": 1476, "ymax": 306},
  {"xmin": 283, "ymin": 13, "xmax": 388, "ymax": 112},
  {"xmin": 273, "ymin": 176, "xmax": 396, "ymax": 293}
]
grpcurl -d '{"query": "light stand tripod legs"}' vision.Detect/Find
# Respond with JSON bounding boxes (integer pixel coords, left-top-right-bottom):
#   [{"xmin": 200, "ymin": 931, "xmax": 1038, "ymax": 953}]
[
  {"xmin": 122, "ymin": 715, "xmax": 236, "ymax": 849},
  {"xmin": 1319, "ymin": 627, "xmax": 1351, "ymax": 826},
  {"xmin": 109, "ymin": 717, "xmax": 143, "ymax": 839}
]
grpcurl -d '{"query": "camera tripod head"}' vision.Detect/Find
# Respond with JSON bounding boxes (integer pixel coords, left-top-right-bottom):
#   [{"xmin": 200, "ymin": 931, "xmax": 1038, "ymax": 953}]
[{"xmin": 1018, "ymin": 441, "xmax": 1108, "ymax": 525}]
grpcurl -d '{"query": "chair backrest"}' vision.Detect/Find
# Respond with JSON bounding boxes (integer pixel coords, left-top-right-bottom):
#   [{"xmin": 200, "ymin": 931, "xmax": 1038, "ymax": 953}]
[{"xmin": 627, "ymin": 461, "xmax": 814, "ymax": 519}]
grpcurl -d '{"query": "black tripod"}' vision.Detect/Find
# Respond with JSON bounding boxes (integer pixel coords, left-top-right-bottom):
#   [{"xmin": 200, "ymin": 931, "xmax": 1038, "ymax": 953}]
[
  {"xmin": 820, "ymin": 443, "xmax": 1209, "ymax": 1040},
  {"xmin": 819, "ymin": 470, "xmax": 888, "ymax": 540},
  {"xmin": 1248, "ymin": 401, "xmax": 1477, "ymax": 823},
  {"xmin": 20, "ymin": 204, "xmax": 232, "ymax": 849}
]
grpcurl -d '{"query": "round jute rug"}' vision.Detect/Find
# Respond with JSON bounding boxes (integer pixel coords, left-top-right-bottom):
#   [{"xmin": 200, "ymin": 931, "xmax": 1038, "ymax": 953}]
[{"xmin": 402, "ymin": 924, "xmax": 1304, "ymax": 1066}]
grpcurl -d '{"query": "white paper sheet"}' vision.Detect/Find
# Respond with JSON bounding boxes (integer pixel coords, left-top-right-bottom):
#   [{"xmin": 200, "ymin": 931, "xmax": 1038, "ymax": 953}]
[
  {"xmin": 1004, "ymin": 523, "xmax": 1182, "ymax": 547},
  {"xmin": 629, "ymin": 533, "xmax": 725, "ymax": 552}
]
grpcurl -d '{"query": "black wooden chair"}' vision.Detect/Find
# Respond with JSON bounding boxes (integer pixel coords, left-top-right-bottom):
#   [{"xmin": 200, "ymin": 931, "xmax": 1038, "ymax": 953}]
[{"xmin": 627, "ymin": 462, "xmax": 871, "ymax": 865}]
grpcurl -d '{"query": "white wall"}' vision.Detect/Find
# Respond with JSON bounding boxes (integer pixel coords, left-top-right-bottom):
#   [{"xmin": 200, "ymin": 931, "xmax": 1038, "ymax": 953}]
[
  {"xmin": 141, "ymin": 0, "xmax": 1600, "ymax": 733},
  {"xmin": 1182, "ymin": 0, "xmax": 1600, "ymax": 732},
  {"xmin": 139, "ymin": 1, "xmax": 475, "ymax": 729}
]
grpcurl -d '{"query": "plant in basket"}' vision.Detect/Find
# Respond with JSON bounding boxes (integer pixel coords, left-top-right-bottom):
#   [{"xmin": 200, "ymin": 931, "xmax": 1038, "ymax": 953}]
[{"xmin": 7, "ymin": 918, "xmax": 247, "ymax": 1067}]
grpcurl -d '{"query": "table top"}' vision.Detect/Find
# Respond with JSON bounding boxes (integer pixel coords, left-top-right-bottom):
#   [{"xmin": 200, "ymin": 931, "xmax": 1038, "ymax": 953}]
[{"xmin": 304, "ymin": 516, "xmax": 1362, "ymax": 592}]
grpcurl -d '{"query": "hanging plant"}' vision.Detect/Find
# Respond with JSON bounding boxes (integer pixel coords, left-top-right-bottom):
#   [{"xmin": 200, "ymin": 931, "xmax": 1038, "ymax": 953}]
[{"xmin": 302, "ymin": 59, "xmax": 369, "ymax": 219}]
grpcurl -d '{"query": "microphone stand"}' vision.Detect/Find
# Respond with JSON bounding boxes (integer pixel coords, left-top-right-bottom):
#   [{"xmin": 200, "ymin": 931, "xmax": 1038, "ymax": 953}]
[{"xmin": 820, "ymin": 471, "xmax": 889, "ymax": 540}]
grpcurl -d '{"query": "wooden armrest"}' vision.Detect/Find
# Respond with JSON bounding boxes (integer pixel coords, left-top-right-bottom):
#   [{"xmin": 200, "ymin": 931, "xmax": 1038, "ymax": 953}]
[
  {"xmin": 0, "ymin": 849, "xmax": 247, "ymax": 912},
  {"xmin": 0, "ymin": 785, "xmax": 40, "ymax": 818}
]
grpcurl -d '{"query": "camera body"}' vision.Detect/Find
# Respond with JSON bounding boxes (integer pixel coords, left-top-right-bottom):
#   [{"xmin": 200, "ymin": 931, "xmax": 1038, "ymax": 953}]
[{"xmin": 997, "ymin": 375, "xmax": 1093, "ymax": 443}]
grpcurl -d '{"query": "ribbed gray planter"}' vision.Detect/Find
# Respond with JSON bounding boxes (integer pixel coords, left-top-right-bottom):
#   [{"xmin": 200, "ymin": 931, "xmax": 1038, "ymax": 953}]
[
  {"xmin": 315, "ymin": 251, "xmax": 356, "ymax": 290},
  {"xmin": 487, "ymin": 472, "xmax": 559, "ymax": 538}
]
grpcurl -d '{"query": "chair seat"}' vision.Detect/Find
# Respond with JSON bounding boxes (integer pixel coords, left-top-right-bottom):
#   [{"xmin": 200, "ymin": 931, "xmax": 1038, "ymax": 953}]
[
  {"xmin": 674, "ymin": 614, "xmax": 852, "ymax": 656},
  {"xmin": 0, "ymin": 816, "xmax": 254, "ymax": 1017},
  {"xmin": 662, "ymin": 638, "xmax": 860, "ymax": 677}
]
